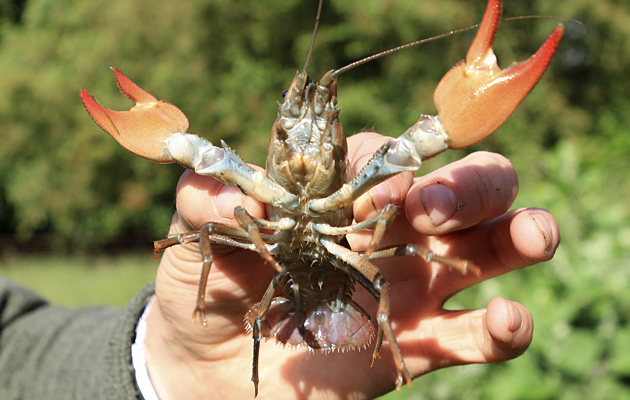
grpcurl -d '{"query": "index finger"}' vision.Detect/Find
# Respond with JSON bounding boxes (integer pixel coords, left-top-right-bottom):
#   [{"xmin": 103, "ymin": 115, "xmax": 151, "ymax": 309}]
[
  {"xmin": 405, "ymin": 151, "xmax": 519, "ymax": 236},
  {"xmin": 172, "ymin": 169, "xmax": 266, "ymax": 233}
]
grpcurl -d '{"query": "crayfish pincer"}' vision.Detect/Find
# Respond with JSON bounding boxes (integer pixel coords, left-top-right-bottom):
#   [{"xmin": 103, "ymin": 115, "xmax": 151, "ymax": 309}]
[{"xmin": 80, "ymin": 0, "xmax": 563, "ymax": 395}]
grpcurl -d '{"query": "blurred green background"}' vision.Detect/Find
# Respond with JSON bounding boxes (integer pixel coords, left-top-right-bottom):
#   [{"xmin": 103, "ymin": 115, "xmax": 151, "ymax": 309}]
[{"xmin": 0, "ymin": 0, "xmax": 629, "ymax": 398}]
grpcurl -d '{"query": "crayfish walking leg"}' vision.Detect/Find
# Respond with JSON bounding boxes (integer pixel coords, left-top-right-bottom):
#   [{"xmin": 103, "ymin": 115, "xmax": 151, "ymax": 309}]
[{"xmin": 320, "ymin": 238, "xmax": 413, "ymax": 389}]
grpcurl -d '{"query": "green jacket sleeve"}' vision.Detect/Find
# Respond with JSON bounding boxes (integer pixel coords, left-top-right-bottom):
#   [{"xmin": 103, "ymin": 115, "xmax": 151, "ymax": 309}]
[{"xmin": 0, "ymin": 278, "xmax": 155, "ymax": 400}]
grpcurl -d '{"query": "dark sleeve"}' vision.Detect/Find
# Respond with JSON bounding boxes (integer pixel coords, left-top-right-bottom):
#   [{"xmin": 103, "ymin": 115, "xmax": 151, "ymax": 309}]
[{"xmin": 0, "ymin": 278, "xmax": 155, "ymax": 400}]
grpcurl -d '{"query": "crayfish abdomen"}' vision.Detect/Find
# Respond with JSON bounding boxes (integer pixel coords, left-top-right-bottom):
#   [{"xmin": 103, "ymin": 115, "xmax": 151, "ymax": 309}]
[{"xmin": 245, "ymin": 262, "xmax": 374, "ymax": 351}]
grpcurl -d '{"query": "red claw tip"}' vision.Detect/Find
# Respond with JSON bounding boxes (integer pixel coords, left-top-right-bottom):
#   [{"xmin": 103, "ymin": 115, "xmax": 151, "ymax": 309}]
[{"xmin": 111, "ymin": 67, "xmax": 158, "ymax": 105}]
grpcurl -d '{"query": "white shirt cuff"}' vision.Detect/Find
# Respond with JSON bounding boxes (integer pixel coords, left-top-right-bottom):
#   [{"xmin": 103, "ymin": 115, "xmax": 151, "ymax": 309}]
[{"xmin": 132, "ymin": 295, "xmax": 161, "ymax": 400}]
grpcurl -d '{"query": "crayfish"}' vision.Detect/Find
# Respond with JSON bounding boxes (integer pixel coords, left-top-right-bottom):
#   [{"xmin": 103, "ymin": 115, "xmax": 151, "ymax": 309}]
[{"xmin": 80, "ymin": 0, "xmax": 563, "ymax": 395}]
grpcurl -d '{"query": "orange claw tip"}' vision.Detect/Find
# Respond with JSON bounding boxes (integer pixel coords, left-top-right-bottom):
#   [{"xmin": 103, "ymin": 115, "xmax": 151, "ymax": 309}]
[
  {"xmin": 434, "ymin": 0, "xmax": 564, "ymax": 150},
  {"xmin": 80, "ymin": 68, "xmax": 190, "ymax": 163},
  {"xmin": 111, "ymin": 67, "xmax": 158, "ymax": 105},
  {"xmin": 466, "ymin": 0, "xmax": 503, "ymax": 64}
]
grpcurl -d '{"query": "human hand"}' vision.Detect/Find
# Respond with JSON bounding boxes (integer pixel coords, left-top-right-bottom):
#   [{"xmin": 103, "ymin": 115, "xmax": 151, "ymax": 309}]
[{"xmin": 144, "ymin": 132, "xmax": 560, "ymax": 400}]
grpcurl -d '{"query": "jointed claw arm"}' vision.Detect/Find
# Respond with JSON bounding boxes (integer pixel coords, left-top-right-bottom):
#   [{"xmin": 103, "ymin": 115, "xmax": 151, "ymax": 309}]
[
  {"xmin": 308, "ymin": 0, "xmax": 563, "ymax": 215},
  {"xmin": 80, "ymin": 68, "xmax": 299, "ymax": 211}
]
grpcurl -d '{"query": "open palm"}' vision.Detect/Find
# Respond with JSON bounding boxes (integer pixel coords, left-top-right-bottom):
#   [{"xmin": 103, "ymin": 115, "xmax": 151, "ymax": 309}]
[{"xmin": 143, "ymin": 132, "xmax": 559, "ymax": 400}]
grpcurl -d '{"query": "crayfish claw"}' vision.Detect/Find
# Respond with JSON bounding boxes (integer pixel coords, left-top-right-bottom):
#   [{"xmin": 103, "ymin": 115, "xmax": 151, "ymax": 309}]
[
  {"xmin": 111, "ymin": 67, "xmax": 158, "ymax": 104},
  {"xmin": 433, "ymin": 0, "xmax": 564, "ymax": 149},
  {"xmin": 395, "ymin": 366, "xmax": 413, "ymax": 391},
  {"xmin": 192, "ymin": 306, "xmax": 208, "ymax": 327},
  {"xmin": 370, "ymin": 353, "xmax": 380, "ymax": 368},
  {"xmin": 80, "ymin": 68, "xmax": 190, "ymax": 163}
]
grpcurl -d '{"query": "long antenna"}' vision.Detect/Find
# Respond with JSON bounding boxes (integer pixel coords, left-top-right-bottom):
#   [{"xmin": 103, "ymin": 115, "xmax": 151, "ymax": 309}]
[
  {"xmin": 303, "ymin": 0, "xmax": 325, "ymax": 74},
  {"xmin": 332, "ymin": 15, "xmax": 579, "ymax": 79},
  {"xmin": 332, "ymin": 25, "xmax": 479, "ymax": 78}
]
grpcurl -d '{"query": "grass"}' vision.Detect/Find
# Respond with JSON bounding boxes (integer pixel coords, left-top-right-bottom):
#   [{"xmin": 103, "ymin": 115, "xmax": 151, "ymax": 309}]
[{"xmin": 0, "ymin": 253, "xmax": 157, "ymax": 307}]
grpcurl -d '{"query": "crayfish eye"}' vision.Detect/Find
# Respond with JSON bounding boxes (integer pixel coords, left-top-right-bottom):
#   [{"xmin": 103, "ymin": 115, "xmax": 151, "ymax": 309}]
[{"xmin": 281, "ymin": 89, "xmax": 288, "ymax": 99}]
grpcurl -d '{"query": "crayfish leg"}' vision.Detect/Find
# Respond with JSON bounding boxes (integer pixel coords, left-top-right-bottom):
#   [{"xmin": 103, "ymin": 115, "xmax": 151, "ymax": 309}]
[
  {"xmin": 357, "ymin": 204, "xmax": 398, "ymax": 268},
  {"xmin": 252, "ymin": 322, "xmax": 261, "ymax": 397},
  {"xmin": 234, "ymin": 206, "xmax": 284, "ymax": 273},
  {"xmin": 192, "ymin": 223, "xmax": 215, "ymax": 326},
  {"xmin": 371, "ymin": 323, "xmax": 384, "ymax": 367},
  {"xmin": 376, "ymin": 281, "xmax": 412, "ymax": 389},
  {"xmin": 245, "ymin": 279, "xmax": 279, "ymax": 397},
  {"xmin": 367, "ymin": 243, "xmax": 481, "ymax": 276},
  {"xmin": 320, "ymin": 237, "xmax": 413, "ymax": 389}
]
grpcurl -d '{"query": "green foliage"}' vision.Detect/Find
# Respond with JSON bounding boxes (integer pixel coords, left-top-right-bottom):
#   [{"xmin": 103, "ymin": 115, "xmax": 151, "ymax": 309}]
[
  {"xmin": 0, "ymin": 0, "xmax": 629, "ymax": 398},
  {"xmin": 0, "ymin": 0, "xmax": 581, "ymax": 244}
]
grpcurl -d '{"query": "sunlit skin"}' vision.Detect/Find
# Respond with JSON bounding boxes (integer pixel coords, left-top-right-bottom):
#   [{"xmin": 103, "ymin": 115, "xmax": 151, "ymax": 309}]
[{"xmin": 143, "ymin": 132, "xmax": 560, "ymax": 400}]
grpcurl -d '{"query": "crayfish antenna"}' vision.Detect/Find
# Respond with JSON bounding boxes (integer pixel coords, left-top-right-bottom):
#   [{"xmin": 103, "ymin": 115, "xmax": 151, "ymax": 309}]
[
  {"xmin": 434, "ymin": 0, "xmax": 564, "ymax": 149},
  {"xmin": 302, "ymin": 0, "xmax": 325, "ymax": 75}
]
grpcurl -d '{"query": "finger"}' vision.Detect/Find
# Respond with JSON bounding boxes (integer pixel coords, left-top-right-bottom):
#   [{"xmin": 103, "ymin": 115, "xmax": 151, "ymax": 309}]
[
  {"xmin": 156, "ymin": 171, "xmax": 271, "ymax": 335},
  {"xmin": 160, "ymin": 169, "xmax": 267, "ymax": 283},
  {"xmin": 485, "ymin": 297, "xmax": 534, "ymax": 359},
  {"xmin": 347, "ymin": 132, "xmax": 414, "ymax": 222},
  {"xmin": 172, "ymin": 169, "xmax": 266, "ymax": 233},
  {"xmin": 429, "ymin": 207, "xmax": 559, "ymax": 297},
  {"xmin": 410, "ymin": 297, "xmax": 533, "ymax": 374},
  {"xmin": 405, "ymin": 152, "xmax": 518, "ymax": 236}
]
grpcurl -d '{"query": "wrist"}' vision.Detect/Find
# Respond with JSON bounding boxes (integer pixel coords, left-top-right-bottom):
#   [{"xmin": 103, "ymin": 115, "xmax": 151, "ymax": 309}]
[
  {"xmin": 143, "ymin": 296, "xmax": 202, "ymax": 400},
  {"xmin": 132, "ymin": 296, "xmax": 160, "ymax": 400}
]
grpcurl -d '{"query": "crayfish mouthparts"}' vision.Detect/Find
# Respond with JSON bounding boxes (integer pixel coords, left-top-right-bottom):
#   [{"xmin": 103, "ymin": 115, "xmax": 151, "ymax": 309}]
[{"xmin": 80, "ymin": 0, "xmax": 563, "ymax": 395}]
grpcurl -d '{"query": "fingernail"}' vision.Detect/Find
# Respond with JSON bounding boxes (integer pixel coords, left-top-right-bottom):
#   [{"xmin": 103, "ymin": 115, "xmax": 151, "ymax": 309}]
[
  {"xmin": 508, "ymin": 301, "xmax": 523, "ymax": 332},
  {"xmin": 529, "ymin": 211, "xmax": 554, "ymax": 252},
  {"xmin": 420, "ymin": 184, "xmax": 458, "ymax": 226},
  {"xmin": 215, "ymin": 185, "xmax": 244, "ymax": 219}
]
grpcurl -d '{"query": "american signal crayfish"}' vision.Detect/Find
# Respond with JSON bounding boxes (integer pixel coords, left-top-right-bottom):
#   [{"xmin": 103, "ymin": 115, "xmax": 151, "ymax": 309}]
[{"xmin": 80, "ymin": 0, "xmax": 563, "ymax": 395}]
